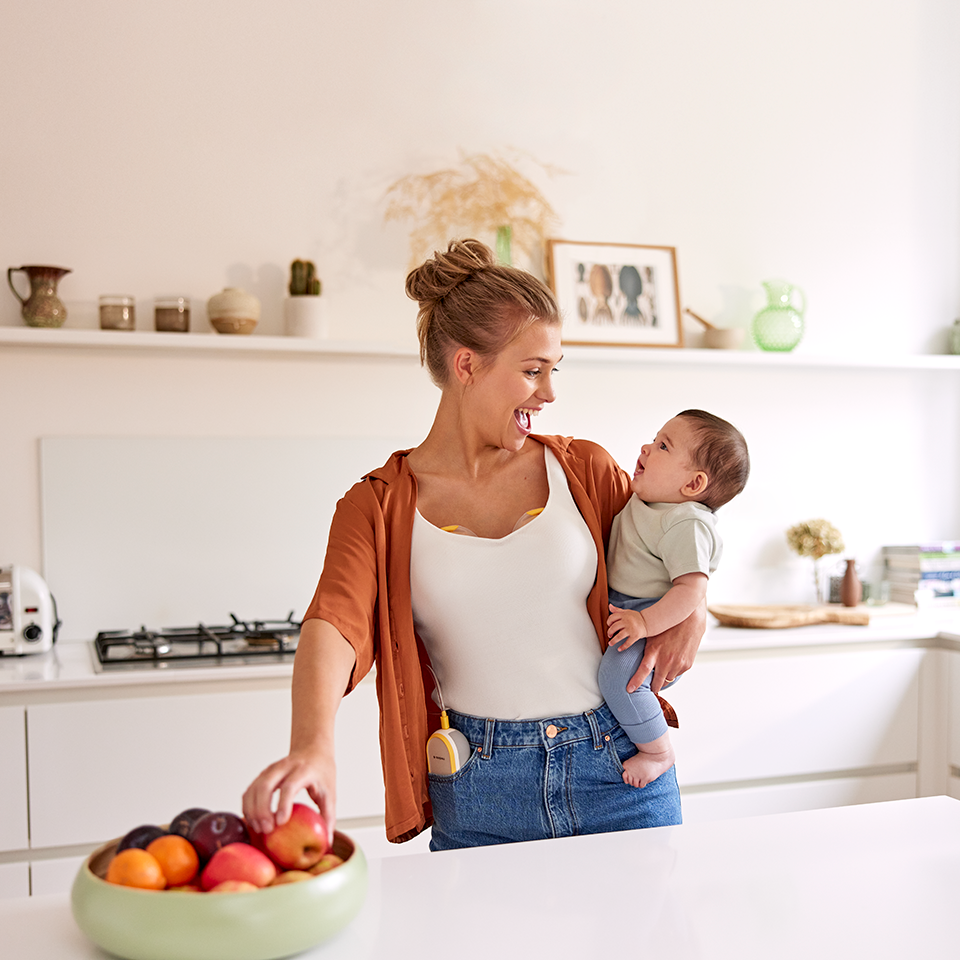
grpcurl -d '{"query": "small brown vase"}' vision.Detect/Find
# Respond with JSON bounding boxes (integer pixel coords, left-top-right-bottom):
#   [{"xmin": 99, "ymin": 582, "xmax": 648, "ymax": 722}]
[
  {"xmin": 7, "ymin": 265, "xmax": 71, "ymax": 327},
  {"xmin": 840, "ymin": 559, "xmax": 862, "ymax": 607}
]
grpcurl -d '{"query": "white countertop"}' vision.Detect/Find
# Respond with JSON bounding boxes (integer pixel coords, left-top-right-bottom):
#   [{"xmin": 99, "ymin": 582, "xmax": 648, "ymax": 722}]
[
  {"xmin": 0, "ymin": 640, "xmax": 296, "ymax": 696},
  {"xmin": 2, "ymin": 605, "xmax": 959, "ymax": 698},
  {"xmin": 4, "ymin": 796, "xmax": 958, "ymax": 959}
]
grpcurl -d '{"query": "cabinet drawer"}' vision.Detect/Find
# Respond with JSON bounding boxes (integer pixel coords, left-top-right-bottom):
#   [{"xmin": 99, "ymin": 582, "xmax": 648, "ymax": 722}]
[
  {"xmin": 668, "ymin": 647, "xmax": 922, "ymax": 786},
  {"xmin": 0, "ymin": 861, "xmax": 29, "ymax": 900},
  {"xmin": 0, "ymin": 706, "xmax": 28, "ymax": 852},
  {"xmin": 949, "ymin": 651, "xmax": 960, "ymax": 769},
  {"xmin": 681, "ymin": 771, "xmax": 917, "ymax": 824},
  {"xmin": 27, "ymin": 682, "xmax": 383, "ymax": 849}
]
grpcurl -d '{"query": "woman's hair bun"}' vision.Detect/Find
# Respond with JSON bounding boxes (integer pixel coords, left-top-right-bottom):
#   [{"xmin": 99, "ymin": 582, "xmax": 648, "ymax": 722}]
[{"xmin": 405, "ymin": 238, "xmax": 495, "ymax": 305}]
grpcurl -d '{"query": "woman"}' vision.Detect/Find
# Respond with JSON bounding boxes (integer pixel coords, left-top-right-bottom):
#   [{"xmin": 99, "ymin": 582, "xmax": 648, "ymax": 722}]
[{"xmin": 243, "ymin": 239, "xmax": 704, "ymax": 849}]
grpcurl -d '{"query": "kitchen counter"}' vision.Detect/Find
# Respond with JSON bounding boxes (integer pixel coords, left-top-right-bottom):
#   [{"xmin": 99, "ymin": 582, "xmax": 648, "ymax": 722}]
[
  {"xmin": 3, "ymin": 604, "xmax": 958, "ymax": 698},
  {"xmin": 4, "ymin": 796, "xmax": 958, "ymax": 959},
  {"xmin": 0, "ymin": 640, "xmax": 296, "ymax": 698}
]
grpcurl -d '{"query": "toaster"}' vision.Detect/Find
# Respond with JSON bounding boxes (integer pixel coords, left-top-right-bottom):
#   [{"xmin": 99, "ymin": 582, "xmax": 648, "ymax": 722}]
[{"xmin": 0, "ymin": 565, "xmax": 57, "ymax": 655}]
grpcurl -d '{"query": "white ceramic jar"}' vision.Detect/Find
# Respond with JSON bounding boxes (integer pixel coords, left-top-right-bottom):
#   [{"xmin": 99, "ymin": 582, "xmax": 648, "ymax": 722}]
[{"xmin": 207, "ymin": 287, "xmax": 260, "ymax": 335}]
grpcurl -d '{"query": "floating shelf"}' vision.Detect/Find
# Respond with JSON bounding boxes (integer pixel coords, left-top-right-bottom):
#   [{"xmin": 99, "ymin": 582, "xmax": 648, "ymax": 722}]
[{"xmin": 2, "ymin": 325, "xmax": 959, "ymax": 371}]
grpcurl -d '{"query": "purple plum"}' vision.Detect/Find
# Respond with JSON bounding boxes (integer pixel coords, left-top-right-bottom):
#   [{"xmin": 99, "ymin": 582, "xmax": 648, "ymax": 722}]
[
  {"xmin": 169, "ymin": 807, "xmax": 210, "ymax": 838},
  {"xmin": 116, "ymin": 824, "xmax": 167, "ymax": 852},
  {"xmin": 188, "ymin": 811, "xmax": 249, "ymax": 862}
]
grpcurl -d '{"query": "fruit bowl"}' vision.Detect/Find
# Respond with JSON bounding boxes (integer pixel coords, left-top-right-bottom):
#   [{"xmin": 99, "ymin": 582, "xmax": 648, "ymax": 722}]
[{"xmin": 71, "ymin": 830, "xmax": 367, "ymax": 960}]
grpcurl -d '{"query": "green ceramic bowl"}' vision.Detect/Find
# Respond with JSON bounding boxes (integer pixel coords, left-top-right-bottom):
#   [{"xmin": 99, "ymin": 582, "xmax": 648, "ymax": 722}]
[{"xmin": 71, "ymin": 831, "xmax": 367, "ymax": 960}]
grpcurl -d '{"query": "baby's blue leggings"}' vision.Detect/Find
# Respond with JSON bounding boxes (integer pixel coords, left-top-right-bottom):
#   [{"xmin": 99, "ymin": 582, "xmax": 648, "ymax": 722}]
[{"xmin": 598, "ymin": 589, "xmax": 676, "ymax": 745}]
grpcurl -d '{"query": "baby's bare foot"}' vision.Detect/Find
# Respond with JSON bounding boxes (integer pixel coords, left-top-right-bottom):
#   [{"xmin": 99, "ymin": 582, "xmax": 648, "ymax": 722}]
[{"xmin": 621, "ymin": 744, "xmax": 676, "ymax": 789}]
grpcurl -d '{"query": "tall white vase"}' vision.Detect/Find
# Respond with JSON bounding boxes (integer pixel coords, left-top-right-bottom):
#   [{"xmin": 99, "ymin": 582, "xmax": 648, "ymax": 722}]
[{"xmin": 284, "ymin": 296, "xmax": 326, "ymax": 338}]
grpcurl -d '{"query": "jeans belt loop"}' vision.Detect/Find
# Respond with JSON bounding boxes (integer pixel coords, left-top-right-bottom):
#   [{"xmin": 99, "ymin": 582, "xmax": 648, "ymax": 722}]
[
  {"xmin": 482, "ymin": 718, "xmax": 496, "ymax": 759},
  {"xmin": 586, "ymin": 708, "xmax": 603, "ymax": 750}
]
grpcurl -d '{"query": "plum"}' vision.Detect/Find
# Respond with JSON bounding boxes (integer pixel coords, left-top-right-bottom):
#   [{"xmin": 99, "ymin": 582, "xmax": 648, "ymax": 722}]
[
  {"xmin": 188, "ymin": 811, "xmax": 249, "ymax": 862},
  {"xmin": 169, "ymin": 807, "xmax": 210, "ymax": 838},
  {"xmin": 116, "ymin": 824, "xmax": 167, "ymax": 852}
]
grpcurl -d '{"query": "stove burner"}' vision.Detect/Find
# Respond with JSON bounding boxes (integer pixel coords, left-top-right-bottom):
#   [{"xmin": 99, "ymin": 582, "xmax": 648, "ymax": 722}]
[{"xmin": 93, "ymin": 613, "xmax": 301, "ymax": 670}]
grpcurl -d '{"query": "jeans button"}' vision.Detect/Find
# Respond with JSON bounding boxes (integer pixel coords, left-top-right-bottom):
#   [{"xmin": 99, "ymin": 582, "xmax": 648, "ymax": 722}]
[{"xmin": 545, "ymin": 724, "xmax": 559, "ymax": 738}]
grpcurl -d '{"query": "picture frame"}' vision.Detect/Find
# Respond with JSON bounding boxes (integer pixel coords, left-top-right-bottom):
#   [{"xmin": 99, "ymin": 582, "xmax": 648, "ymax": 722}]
[{"xmin": 545, "ymin": 239, "xmax": 683, "ymax": 348}]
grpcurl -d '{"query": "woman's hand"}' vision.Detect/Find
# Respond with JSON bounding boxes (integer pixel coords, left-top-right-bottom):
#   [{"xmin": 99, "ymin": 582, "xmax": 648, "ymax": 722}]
[
  {"xmin": 626, "ymin": 599, "xmax": 706, "ymax": 695},
  {"xmin": 242, "ymin": 748, "xmax": 337, "ymax": 838}
]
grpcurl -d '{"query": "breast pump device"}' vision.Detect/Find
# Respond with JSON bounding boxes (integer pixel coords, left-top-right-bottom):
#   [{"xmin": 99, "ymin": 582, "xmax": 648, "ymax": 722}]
[{"xmin": 425, "ymin": 665, "xmax": 472, "ymax": 775}]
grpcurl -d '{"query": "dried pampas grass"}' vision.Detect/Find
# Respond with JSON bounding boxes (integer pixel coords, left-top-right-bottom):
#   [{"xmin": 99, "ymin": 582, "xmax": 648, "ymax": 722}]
[{"xmin": 384, "ymin": 151, "xmax": 563, "ymax": 268}]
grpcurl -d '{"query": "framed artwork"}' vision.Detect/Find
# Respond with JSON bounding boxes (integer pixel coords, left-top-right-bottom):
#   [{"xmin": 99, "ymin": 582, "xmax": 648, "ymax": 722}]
[{"xmin": 545, "ymin": 240, "xmax": 683, "ymax": 348}]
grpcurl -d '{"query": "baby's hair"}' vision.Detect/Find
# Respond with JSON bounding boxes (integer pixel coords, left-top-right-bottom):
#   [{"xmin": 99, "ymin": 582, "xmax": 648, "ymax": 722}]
[
  {"xmin": 677, "ymin": 409, "xmax": 750, "ymax": 510},
  {"xmin": 405, "ymin": 238, "xmax": 560, "ymax": 386}
]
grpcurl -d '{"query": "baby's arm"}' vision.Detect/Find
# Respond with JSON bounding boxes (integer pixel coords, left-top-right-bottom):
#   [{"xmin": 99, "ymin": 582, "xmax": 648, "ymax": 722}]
[{"xmin": 607, "ymin": 572, "xmax": 708, "ymax": 650}]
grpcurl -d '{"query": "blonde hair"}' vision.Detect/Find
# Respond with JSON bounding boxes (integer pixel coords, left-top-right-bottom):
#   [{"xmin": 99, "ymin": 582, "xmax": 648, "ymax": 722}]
[{"xmin": 405, "ymin": 238, "xmax": 560, "ymax": 386}]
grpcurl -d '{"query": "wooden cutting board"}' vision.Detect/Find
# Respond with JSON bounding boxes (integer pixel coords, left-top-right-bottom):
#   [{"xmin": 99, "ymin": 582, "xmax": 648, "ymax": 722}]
[{"xmin": 708, "ymin": 603, "xmax": 870, "ymax": 629}]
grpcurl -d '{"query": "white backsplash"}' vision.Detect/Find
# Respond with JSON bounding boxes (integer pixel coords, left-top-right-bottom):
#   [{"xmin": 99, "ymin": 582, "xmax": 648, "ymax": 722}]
[{"xmin": 41, "ymin": 436, "xmax": 416, "ymax": 641}]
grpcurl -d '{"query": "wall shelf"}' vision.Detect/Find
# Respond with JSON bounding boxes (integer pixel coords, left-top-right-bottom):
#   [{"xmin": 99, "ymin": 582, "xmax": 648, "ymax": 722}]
[{"xmin": 2, "ymin": 325, "xmax": 959, "ymax": 371}]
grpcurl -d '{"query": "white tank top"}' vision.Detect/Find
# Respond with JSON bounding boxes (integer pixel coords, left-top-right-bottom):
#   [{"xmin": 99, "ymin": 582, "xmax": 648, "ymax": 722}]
[{"xmin": 410, "ymin": 447, "xmax": 602, "ymax": 719}]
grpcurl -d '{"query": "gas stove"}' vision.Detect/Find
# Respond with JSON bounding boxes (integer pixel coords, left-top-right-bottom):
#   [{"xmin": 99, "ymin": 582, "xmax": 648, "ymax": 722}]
[{"xmin": 92, "ymin": 614, "xmax": 300, "ymax": 671}]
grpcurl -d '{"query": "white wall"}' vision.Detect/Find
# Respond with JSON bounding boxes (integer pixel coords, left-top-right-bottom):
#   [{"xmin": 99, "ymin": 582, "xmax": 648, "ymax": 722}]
[{"xmin": 2, "ymin": 1, "xmax": 960, "ymax": 630}]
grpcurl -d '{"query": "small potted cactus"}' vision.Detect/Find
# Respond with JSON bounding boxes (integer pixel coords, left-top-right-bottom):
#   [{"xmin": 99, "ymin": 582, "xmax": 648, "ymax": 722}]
[
  {"xmin": 289, "ymin": 259, "xmax": 322, "ymax": 297},
  {"xmin": 284, "ymin": 259, "xmax": 325, "ymax": 337}
]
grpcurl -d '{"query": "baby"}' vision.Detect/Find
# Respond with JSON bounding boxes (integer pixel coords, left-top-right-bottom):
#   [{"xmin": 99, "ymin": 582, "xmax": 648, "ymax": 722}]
[{"xmin": 599, "ymin": 409, "xmax": 749, "ymax": 788}]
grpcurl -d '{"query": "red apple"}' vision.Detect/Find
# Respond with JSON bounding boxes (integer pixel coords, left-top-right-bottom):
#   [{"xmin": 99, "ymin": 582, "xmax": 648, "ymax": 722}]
[
  {"xmin": 308, "ymin": 853, "xmax": 344, "ymax": 875},
  {"xmin": 260, "ymin": 803, "xmax": 330, "ymax": 870},
  {"xmin": 200, "ymin": 842, "xmax": 277, "ymax": 891},
  {"xmin": 209, "ymin": 880, "xmax": 258, "ymax": 893},
  {"xmin": 269, "ymin": 870, "xmax": 314, "ymax": 885}
]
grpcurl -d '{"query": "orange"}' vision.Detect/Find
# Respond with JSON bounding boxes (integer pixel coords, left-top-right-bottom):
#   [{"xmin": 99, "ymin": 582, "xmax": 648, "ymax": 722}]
[
  {"xmin": 105, "ymin": 848, "xmax": 167, "ymax": 890},
  {"xmin": 146, "ymin": 834, "xmax": 200, "ymax": 887}
]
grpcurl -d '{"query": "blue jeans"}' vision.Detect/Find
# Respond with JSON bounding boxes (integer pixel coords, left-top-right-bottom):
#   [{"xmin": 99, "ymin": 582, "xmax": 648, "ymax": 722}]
[{"xmin": 427, "ymin": 702, "xmax": 682, "ymax": 851}]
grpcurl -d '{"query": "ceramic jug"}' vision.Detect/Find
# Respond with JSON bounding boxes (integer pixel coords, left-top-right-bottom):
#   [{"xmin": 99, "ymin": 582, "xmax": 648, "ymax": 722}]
[
  {"xmin": 751, "ymin": 279, "xmax": 805, "ymax": 352},
  {"xmin": 7, "ymin": 265, "xmax": 71, "ymax": 328}
]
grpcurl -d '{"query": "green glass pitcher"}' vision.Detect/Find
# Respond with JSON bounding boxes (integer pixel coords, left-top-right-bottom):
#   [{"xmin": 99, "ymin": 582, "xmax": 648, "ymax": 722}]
[{"xmin": 751, "ymin": 279, "xmax": 805, "ymax": 352}]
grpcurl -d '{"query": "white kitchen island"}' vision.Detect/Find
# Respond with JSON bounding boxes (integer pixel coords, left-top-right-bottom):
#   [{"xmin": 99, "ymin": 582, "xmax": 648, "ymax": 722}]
[{"xmin": 3, "ymin": 796, "xmax": 958, "ymax": 960}]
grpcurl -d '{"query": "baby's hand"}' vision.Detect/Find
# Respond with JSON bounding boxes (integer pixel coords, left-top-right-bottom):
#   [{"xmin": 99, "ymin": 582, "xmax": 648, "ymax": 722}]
[{"xmin": 607, "ymin": 604, "xmax": 648, "ymax": 650}]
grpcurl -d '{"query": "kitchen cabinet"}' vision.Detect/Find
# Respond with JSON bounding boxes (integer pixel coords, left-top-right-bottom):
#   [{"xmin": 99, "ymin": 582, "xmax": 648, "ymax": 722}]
[
  {"xmin": 0, "ymin": 705, "xmax": 29, "ymax": 852},
  {"xmin": 671, "ymin": 646, "xmax": 921, "ymax": 780},
  {"xmin": 27, "ymin": 681, "xmax": 382, "ymax": 850},
  {"xmin": 2, "ymin": 617, "xmax": 960, "ymax": 900},
  {"xmin": 0, "ymin": 862, "xmax": 29, "ymax": 899},
  {"xmin": 949, "ymin": 650, "xmax": 960, "ymax": 799}
]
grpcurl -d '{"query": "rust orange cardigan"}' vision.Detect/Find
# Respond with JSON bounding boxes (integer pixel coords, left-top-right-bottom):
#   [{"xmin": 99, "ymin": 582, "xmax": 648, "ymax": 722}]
[{"xmin": 303, "ymin": 435, "xmax": 632, "ymax": 843}]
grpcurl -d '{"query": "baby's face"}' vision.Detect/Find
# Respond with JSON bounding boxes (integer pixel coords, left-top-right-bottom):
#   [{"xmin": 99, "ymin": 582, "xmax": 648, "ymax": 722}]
[{"xmin": 631, "ymin": 416, "xmax": 702, "ymax": 503}]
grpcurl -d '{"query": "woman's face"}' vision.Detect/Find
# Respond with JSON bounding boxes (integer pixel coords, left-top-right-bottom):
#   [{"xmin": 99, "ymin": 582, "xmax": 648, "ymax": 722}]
[{"xmin": 464, "ymin": 321, "xmax": 562, "ymax": 452}]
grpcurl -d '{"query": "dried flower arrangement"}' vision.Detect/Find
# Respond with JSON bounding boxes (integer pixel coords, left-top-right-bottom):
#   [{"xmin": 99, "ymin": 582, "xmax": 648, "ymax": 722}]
[
  {"xmin": 787, "ymin": 519, "xmax": 845, "ymax": 603},
  {"xmin": 383, "ymin": 151, "xmax": 562, "ymax": 268}
]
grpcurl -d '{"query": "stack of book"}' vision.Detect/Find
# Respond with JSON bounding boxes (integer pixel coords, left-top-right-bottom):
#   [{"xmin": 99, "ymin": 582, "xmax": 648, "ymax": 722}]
[{"xmin": 882, "ymin": 543, "xmax": 960, "ymax": 606}]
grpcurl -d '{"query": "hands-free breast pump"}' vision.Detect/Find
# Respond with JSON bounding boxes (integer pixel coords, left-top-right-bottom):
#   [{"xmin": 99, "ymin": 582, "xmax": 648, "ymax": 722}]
[{"xmin": 425, "ymin": 666, "xmax": 472, "ymax": 775}]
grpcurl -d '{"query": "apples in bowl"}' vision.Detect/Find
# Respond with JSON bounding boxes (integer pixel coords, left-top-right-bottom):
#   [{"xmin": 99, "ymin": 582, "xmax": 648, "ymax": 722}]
[{"xmin": 71, "ymin": 805, "xmax": 367, "ymax": 960}]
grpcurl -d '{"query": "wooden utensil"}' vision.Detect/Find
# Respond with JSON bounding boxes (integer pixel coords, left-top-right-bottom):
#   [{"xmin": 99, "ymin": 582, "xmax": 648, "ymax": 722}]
[
  {"xmin": 708, "ymin": 604, "xmax": 870, "ymax": 629},
  {"xmin": 684, "ymin": 307, "xmax": 718, "ymax": 330}
]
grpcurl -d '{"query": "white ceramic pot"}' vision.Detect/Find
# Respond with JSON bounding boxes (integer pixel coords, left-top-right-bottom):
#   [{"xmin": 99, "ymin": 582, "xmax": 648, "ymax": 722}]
[
  {"xmin": 207, "ymin": 287, "xmax": 260, "ymax": 335},
  {"xmin": 284, "ymin": 296, "xmax": 326, "ymax": 338}
]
